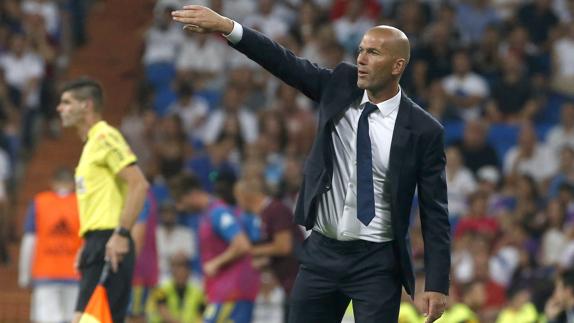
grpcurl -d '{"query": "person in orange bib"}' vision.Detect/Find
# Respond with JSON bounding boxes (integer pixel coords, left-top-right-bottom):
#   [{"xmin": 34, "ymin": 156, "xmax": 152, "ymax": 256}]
[{"xmin": 19, "ymin": 166, "xmax": 83, "ymax": 323}]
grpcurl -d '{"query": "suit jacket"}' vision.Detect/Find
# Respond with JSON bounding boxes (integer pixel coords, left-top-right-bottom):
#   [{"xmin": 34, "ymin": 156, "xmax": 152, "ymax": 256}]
[{"xmin": 230, "ymin": 27, "xmax": 451, "ymax": 296}]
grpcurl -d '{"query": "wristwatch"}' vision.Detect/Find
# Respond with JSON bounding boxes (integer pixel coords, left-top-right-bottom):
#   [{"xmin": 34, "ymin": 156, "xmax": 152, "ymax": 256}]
[{"xmin": 115, "ymin": 226, "xmax": 131, "ymax": 238}]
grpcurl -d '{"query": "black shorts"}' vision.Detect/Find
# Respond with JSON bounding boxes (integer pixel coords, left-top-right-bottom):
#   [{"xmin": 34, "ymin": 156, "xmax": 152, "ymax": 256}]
[{"xmin": 75, "ymin": 229, "xmax": 135, "ymax": 323}]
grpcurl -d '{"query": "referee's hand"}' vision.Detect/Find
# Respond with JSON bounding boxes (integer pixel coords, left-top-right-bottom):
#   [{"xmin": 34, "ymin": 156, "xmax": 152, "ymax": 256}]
[{"xmin": 105, "ymin": 233, "xmax": 130, "ymax": 272}]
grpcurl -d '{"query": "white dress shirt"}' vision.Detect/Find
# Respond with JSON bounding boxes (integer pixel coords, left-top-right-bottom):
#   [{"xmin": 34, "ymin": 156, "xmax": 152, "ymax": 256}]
[
  {"xmin": 224, "ymin": 22, "xmax": 400, "ymax": 242},
  {"xmin": 314, "ymin": 90, "xmax": 401, "ymax": 242}
]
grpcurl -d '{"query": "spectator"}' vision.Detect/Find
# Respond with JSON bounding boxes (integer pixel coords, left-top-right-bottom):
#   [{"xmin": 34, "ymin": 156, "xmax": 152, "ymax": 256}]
[
  {"xmin": 120, "ymin": 89, "xmax": 157, "ymax": 174},
  {"xmin": 546, "ymin": 102, "xmax": 574, "ymax": 155},
  {"xmin": 511, "ymin": 174, "xmax": 545, "ymax": 238},
  {"xmin": 146, "ymin": 254, "xmax": 205, "ymax": 323},
  {"xmin": 21, "ymin": 0, "xmax": 59, "ymax": 41},
  {"xmin": 153, "ymin": 115, "xmax": 187, "ymax": 181},
  {"xmin": 392, "ymin": 1, "xmax": 427, "ymax": 49},
  {"xmin": 273, "ymin": 83, "xmax": 316, "ymax": 157},
  {"xmin": 186, "ymin": 137, "xmax": 238, "ymax": 193},
  {"xmin": 551, "ymin": 22, "xmax": 574, "ymax": 96},
  {"xmin": 548, "ymin": 146, "xmax": 574, "ymax": 199},
  {"xmin": 473, "ymin": 244, "xmax": 507, "ymax": 314},
  {"xmin": 175, "ymin": 33, "xmax": 227, "ymax": 88},
  {"xmin": 540, "ymin": 199, "xmax": 567, "ymax": 267},
  {"xmin": 472, "ymin": 25, "xmax": 502, "ymax": 84},
  {"xmin": 252, "ymin": 270, "xmax": 286, "ymax": 323},
  {"xmin": 442, "ymin": 50, "xmax": 490, "ymax": 120},
  {"xmin": 257, "ymin": 110, "xmax": 288, "ymax": 193},
  {"xmin": 446, "ymin": 146, "xmax": 477, "ymax": 220},
  {"xmin": 453, "ymin": 120, "xmax": 500, "ymax": 175},
  {"xmin": 544, "ymin": 269, "xmax": 574, "ymax": 323},
  {"xmin": 455, "ymin": 192, "xmax": 499, "ymax": 240},
  {"xmin": 142, "ymin": 5, "xmax": 183, "ymax": 66},
  {"xmin": 291, "ymin": 1, "xmax": 323, "ymax": 50},
  {"xmin": 499, "ymin": 26, "xmax": 539, "ymax": 69},
  {"xmin": 156, "ymin": 201, "xmax": 195, "ymax": 283},
  {"xmin": 486, "ymin": 54, "xmax": 539, "ymax": 123},
  {"xmin": 489, "ymin": 224, "xmax": 522, "ymax": 287},
  {"xmin": 491, "ymin": 0, "xmax": 523, "ymax": 21},
  {"xmin": 450, "ymin": 280, "xmax": 484, "ymax": 322},
  {"xmin": 332, "ymin": 0, "xmax": 374, "ymax": 55},
  {"xmin": 517, "ymin": 0, "xmax": 559, "ymax": 49},
  {"xmin": 496, "ymin": 283, "xmax": 539, "ymax": 322},
  {"xmin": 300, "ymin": 23, "xmax": 338, "ymax": 68},
  {"xmin": 0, "ymin": 32, "xmax": 44, "ymax": 113},
  {"xmin": 202, "ymin": 83, "xmax": 258, "ymax": 146},
  {"xmin": 243, "ymin": 0, "xmax": 288, "ymax": 40},
  {"xmin": 167, "ymin": 81, "xmax": 209, "ymax": 143},
  {"xmin": 476, "ymin": 166, "xmax": 507, "ymax": 216},
  {"xmin": 455, "ymin": 0, "xmax": 499, "ymax": 46},
  {"xmin": 503, "ymin": 122, "xmax": 558, "ymax": 182},
  {"xmin": 1, "ymin": 0, "xmax": 24, "ymax": 32}
]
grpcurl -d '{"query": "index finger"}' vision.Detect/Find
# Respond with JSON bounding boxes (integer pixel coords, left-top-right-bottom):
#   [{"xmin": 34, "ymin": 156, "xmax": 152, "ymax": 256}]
[
  {"xmin": 109, "ymin": 251, "xmax": 119, "ymax": 273},
  {"xmin": 183, "ymin": 5, "xmax": 203, "ymax": 10}
]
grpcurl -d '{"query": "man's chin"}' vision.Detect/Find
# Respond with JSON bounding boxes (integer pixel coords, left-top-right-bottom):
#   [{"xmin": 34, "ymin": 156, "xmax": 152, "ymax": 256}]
[{"xmin": 356, "ymin": 80, "xmax": 368, "ymax": 90}]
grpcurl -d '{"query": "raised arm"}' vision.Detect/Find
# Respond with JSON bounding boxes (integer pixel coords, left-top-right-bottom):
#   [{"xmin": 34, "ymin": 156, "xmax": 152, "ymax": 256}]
[{"xmin": 172, "ymin": 5, "xmax": 332, "ymax": 102}]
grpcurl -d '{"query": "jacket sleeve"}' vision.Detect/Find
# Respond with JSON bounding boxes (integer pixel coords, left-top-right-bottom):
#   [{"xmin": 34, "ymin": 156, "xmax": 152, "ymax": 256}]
[
  {"xmin": 417, "ymin": 128, "xmax": 451, "ymax": 294},
  {"xmin": 229, "ymin": 27, "xmax": 332, "ymax": 102}
]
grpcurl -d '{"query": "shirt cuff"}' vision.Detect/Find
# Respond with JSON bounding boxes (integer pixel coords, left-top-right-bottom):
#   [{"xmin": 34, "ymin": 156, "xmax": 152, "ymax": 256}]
[{"xmin": 223, "ymin": 21, "xmax": 243, "ymax": 44}]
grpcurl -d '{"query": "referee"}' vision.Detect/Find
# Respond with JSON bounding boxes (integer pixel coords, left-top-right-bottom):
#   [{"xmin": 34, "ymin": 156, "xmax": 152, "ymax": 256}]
[{"xmin": 57, "ymin": 78, "xmax": 149, "ymax": 323}]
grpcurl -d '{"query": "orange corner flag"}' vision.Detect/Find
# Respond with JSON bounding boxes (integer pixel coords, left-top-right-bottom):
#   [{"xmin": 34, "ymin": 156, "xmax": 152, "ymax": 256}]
[{"xmin": 78, "ymin": 285, "xmax": 112, "ymax": 323}]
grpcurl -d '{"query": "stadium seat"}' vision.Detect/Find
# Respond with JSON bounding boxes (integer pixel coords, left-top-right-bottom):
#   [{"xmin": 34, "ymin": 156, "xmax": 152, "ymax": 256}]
[
  {"xmin": 535, "ymin": 123, "xmax": 554, "ymax": 142},
  {"xmin": 153, "ymin": 86, "xmax": 177, "ymax": 117},
  {"xmin": 145, "ymin": 62, "xmax": 176, "ymax": 89},
  {"xmin": 487, "ymin": 124, "xmax": 519, "ymax": 162},
  {"xmin": 443, "ymin": 121, "xmax": 465, "ymax": 145}
]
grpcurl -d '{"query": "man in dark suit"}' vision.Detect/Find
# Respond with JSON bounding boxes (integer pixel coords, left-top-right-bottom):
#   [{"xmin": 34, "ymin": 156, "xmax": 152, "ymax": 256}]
[{"xmin": 172, "ymin": 5, "xmax": 450, "ymax": 323}]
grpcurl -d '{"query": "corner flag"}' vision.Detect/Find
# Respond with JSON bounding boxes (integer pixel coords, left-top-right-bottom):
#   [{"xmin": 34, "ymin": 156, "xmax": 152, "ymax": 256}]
[{"xmin": 78, "ymin": 262, "xmax": 112, "ymax": 323}]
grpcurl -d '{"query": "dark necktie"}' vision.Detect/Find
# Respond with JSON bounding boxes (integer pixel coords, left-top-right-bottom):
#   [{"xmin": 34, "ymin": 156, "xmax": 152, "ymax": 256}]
[{"xmin": 356, "ymin": 102, "xmax": 378, "ymax": 226}]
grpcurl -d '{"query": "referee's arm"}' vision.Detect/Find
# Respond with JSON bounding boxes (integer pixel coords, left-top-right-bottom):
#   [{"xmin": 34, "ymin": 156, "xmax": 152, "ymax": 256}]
[{"xmin": 106, "ymin": 164, "xmax": 149, "ymax": 272}]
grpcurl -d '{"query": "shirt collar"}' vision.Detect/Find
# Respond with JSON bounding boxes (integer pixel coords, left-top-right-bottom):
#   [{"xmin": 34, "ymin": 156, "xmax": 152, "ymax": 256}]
[
  {"xmin": 359, "ymin": 87, "xmax": 402, "ymax": 117},
  {"xmin": 87, "ymin": 121, "xmax": 107, "ymax": 140}
]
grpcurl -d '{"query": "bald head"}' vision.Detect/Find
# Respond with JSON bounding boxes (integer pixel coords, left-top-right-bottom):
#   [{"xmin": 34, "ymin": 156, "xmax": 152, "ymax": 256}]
[{"xmin": 366, "ymin": 25, "xmax": 410, "ymax": 63}]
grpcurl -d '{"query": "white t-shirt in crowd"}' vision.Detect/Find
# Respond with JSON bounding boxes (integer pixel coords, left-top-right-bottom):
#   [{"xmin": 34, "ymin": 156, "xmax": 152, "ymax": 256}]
[
  {"xmin": 503, "ymin": 144, "xmax": 559, "ymax": 182},
  {"xmin": 176, "ymin": 36, "xmax": 227, "ymax": 74},
  {"xmin": 0, "ymin": 52, "xmax": 44, "ymax": 90},
  {"xmin": 553, "ymin": 37, "xmax": 574, "ymax": 77},
  {"xmin": 447, "ymin": 167, "xmax": 477, "ymax": 218},
  {"xmin": 442, "ymin": 72, "xmax": 489, "ymax": 120},
  {"xmin": 156, "ymin": 225, "xmax": 195, "ymax": 283},
  {"xmin": 142, "ymin": 25, "xmax": 184, "ymax": 65}
]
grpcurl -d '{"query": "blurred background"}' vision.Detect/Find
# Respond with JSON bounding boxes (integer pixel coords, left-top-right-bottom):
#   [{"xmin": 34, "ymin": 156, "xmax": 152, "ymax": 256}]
[{"xmin": 0, "ymin": 0, "xmax": 574, "ymax": 322}]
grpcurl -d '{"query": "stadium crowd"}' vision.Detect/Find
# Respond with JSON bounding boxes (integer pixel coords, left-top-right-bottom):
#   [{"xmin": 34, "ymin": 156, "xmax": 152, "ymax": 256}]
[
  {"xmin": 9, "ymin": 0, "xmax": 574, "ymax": 322},
  {"xmin": 0, "ymin": 0, "xmax": 89, "ymax": 267}
]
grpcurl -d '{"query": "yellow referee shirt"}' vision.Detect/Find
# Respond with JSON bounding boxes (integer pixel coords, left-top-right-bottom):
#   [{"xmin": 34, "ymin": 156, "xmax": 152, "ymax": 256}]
[{"xmin": 75, "ymin": 121, "xmax": 137, "ymax": 236}]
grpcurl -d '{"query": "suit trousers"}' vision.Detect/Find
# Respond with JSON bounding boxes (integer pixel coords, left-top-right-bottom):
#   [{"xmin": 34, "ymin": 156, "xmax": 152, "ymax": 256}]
[{"xmin": 289, "ymin": 231, "xmax": 401, "ymax": 323}]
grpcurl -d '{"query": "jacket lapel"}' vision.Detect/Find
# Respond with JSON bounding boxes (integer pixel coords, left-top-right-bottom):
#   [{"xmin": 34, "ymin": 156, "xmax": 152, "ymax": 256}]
[
  {"xmin": 388, "ymin": 94, "xmax": 413, "ymax": 219},
  {"xmin": 321, "ymin": 85, "xmax": 363, "ymax": 128}
]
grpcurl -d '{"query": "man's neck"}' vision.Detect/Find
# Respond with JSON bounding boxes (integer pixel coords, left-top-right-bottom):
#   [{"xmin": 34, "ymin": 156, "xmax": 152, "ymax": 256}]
[
  {"xmin": 77, "ymin": 114, "xmax": 102, "ymax": 141},
  {"xmin": 367, "ymin": 84, "xmax": 400, "ymax": 104}
]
